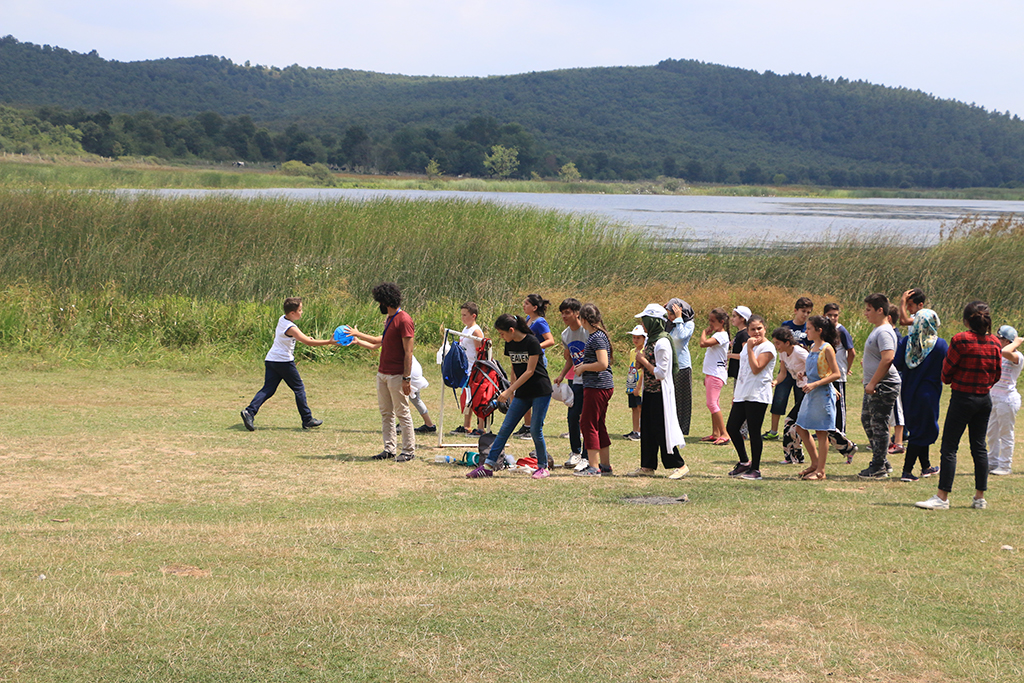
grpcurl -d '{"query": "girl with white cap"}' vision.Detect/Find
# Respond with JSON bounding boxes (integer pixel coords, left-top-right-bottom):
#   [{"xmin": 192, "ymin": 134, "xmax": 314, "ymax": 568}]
[
  {"xmin": 987, "ymin": 325, "xmax": 1023, "ymax": 476},
  {"xmin": 626, "ymin": 304, "xmax": 688, "ymax": 479}
]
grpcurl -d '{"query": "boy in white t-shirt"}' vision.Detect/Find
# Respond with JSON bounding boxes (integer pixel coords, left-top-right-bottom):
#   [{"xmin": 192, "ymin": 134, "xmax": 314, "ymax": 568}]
[
  {"xmin": 241, "ymin": 297, "xmax": 337, "ymax": 431},
  {"xmin": 450, "ymin": 302, "xmax": 486, "ymax": 436},
  {"xmin": 988, "ymin": 325, "xmax": 1024, "ymax": 475}
]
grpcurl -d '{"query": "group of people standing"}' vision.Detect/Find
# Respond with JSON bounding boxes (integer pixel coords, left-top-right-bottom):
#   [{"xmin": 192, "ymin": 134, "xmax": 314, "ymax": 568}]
[{"xmin": 238, "ymin": 282, "xmax": 1021, "ymax": 509}]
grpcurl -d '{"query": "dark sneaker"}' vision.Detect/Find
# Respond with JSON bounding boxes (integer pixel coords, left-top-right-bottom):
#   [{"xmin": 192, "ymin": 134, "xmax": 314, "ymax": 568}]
[
  {"xmin": 515, "ymin": 426, "xmax": 532, "ymax": 440},
  {"xmin": 623, "ymin": 431, "xmax": 641, "ymax": 441},
  {"xmin": 449, "ymin": 426, "xmax": 469, "ymax": 435},
  {"xmin": 728, "ymin": 462, "xmax": 751, "ymax": 477},
  {"xmin": 302, "ymin": 418, "xmax": 323, "ymax": 429},
  {"xmin": 470, "ymin": 429, "xmax": 486, "ymax": 436},
  {"xmin": 372, "ymin": 451, "xmax": 396, "ymax": 460},
  {"xmin": 921, "ymin": 465, "xmax": 940, "ymax": 478},
  {"xmin": 858, "ymin": 466, "xmax": 889, "ymax": 479},
  {"xmin": 573, "ymin": 465, "xmax": 601, "ymax": 477},
  {"xmin": 599, "ymin": 464, "xmax": 614, "ymax": 476},
  {"xmin": 240, "ymin": 409, "xmax": 255, "ymax": 432},
  {"xmin": 900, "ymin": 472, "xmax": 920, "ymax": 482},
  {"xmin": 395, "ymin": 453, "xmax": 415, "ymax": 462},
  {"xmin": 739, "ymin": 469, "xmax": 763, "ymax": 480},
  {"xmin": 466, "ymin": 464, "xmax": 493, "ymax": 478},
  {"xmin": 414, "ymin": 424, "xmax": 437, "ymax": 433}
]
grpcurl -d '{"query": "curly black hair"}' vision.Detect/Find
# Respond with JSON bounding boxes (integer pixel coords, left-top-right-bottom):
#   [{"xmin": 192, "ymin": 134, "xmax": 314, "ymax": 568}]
[{"xmin": 372, "ymin": 282, "xmax": 402, "ymax": 309}]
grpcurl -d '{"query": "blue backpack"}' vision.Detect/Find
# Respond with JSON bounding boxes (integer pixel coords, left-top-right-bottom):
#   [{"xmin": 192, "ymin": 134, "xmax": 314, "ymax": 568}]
[{"xmin": 442, "ymin": 340, "xmax": 470, "ymax": 391}]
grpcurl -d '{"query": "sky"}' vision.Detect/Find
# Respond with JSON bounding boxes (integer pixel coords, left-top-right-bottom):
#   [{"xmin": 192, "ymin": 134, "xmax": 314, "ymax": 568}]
[{"xmin": 3, "ymin": 0, "xmax": 1023, "ymax": 116}]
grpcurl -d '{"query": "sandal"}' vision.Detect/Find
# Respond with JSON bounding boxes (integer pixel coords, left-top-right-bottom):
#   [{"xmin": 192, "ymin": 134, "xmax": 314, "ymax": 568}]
[
  {"xmin": 798, "ymin": 466, "xmax": 815, "ymax": 478},
  {"xmin": 712, "ymin": 437, "xmax": 731, "ymax": 446},
  {"xmin": 699, "ymin": 435, "xmax": 716, "ymax": 442},
  {"xmin": 803, "ymin": 471, "xmax": 826, "ymax": 481}
]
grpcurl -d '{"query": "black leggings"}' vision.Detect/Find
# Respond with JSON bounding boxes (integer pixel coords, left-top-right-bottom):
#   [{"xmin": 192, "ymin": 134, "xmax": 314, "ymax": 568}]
[{"xmin": 727, "ymin": 401, "xmax": 769, "ymax": 470}]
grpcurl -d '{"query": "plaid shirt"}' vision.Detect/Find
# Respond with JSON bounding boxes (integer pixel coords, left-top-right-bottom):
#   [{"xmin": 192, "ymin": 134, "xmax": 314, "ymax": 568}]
[{"xmin": 941, "ymin": 331, "xmax": 1003, "ymax": 394}]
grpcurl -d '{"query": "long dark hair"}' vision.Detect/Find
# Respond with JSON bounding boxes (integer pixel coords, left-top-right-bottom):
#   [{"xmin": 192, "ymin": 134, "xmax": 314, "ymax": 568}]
[
  {"xmin": 524, "ymin": 293, "xmax": 550, "ymax": 318},
  {"xmin": 495, "ymin": 314, "xmax": 533, "ymax": 337},
  {"xmin": 580, "ymin": 303, "xmax": 613, "ymax": 364},
  {"xmin": 963, "ymin": 301, "xmax": 992, "ymax": 335},
  {"xmin": 808, "ymin": 315, "xmax": 839, "ymax": 348}
]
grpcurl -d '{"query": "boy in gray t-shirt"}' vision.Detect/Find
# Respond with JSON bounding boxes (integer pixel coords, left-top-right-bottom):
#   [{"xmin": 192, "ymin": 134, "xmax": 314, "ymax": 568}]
[{"xmin": 859, "ymin": 294, "xmax": 901, "ymax": 478}]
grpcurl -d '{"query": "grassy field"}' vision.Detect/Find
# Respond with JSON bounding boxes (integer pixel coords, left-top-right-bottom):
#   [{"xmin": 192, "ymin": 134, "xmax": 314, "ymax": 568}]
[{"xmin": 1, "ymin": 357, "xmax": 1022, "ymax": 682}]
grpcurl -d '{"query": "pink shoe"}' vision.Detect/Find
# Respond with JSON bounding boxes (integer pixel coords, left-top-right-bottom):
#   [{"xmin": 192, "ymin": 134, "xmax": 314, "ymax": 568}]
[{"xmin": 531, "ymin": 467, "xmax": 550, "ymax": 479}]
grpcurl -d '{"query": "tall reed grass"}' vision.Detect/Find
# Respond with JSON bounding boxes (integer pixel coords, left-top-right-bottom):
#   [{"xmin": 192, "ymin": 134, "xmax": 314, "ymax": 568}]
[{"xmin": 2, "ymin": 190, "xmax": 1021, "ymax": 362}]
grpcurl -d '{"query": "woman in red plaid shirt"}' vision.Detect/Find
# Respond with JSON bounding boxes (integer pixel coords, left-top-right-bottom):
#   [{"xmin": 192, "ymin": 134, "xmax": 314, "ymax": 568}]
[{"xmin": 916, "ymin": 301, "xmax": 1003, "ymax": 510}]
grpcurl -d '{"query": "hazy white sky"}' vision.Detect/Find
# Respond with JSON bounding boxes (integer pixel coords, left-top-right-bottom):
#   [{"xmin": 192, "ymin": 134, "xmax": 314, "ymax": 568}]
[{"xmin": 4, "ymin": 0, "xmax": 1022, "ymax": 116}]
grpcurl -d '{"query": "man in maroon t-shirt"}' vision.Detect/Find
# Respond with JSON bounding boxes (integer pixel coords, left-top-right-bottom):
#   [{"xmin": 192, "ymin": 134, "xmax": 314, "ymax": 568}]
[{"xmin": 348, "ymin": 282, "xmax": 416, "ymax": 461}]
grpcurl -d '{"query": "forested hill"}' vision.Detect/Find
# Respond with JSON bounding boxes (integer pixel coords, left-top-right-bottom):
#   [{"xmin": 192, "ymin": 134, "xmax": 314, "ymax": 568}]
[{"xmin": 3, "ymin": 35, "xmax": 1024, "ymax": 187}]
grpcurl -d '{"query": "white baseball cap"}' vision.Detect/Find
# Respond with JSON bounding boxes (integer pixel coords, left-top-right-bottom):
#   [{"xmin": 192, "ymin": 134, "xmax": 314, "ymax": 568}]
[
  {"xmin": 732, "ymin": 305, "xmax": 752, "ymax": 321},
  {"xmin": 630, "ymin": 325, "xmax": 648, "ymax": 337},
  {"xmin": 635, "ymin": 303, "xmax": 668, "ymax": 320}
]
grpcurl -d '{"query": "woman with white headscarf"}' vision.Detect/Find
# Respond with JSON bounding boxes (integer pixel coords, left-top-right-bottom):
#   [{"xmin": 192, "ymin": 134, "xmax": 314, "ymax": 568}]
[
  {"xmin": 892, "ymin": 308, "xmax": 947, "ymax": 481},
  {"xmin": 666, "ymin": 297, "xmax": 695, "ymax": 436},
  {"xmin": 627, "ymin": 304, "xmax": 688, "ymax": 479}
]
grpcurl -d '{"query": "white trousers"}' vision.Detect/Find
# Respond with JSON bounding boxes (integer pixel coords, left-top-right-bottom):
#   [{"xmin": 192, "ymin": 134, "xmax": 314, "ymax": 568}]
[{"xmin": 987, "ymin": 397, "xmax": 1020, "ymax": 471}]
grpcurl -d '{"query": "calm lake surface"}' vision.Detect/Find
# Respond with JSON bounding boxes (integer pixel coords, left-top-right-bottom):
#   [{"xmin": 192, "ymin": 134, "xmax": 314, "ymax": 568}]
[{"xmin": 145, "ymin": 189, "xmax": 1024, "ymax": 248}]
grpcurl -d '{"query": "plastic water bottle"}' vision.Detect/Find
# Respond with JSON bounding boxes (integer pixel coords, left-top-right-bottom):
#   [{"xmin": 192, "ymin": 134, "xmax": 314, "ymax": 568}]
[{"xmin": 433, "ymin": 454, "xmax": 458, "ymax": 464}]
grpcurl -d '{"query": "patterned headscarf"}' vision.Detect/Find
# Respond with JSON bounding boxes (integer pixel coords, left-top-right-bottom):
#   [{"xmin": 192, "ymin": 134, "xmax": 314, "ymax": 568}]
[
  {"xmin": 643, "ymin": 316, "xmax": 678, "ymax": 374},
  {"xmin": 905, "ymin": 308, "xmax": 941, "ymax": 369}
]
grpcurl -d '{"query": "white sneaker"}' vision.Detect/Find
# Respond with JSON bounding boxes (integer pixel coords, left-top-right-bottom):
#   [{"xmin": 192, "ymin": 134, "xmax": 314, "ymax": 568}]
[
  {"xmin": 625, "ymin": 467, "xmax": 657, "ymax": 477},
  {"xmin": 915, "ymin": 494, "xmax": 950, "ymax": 510},
  {"xmin": 668, "ymin": 465, "xmax": 690, "ymax": 480},
  {"xmin": 574, "ymin": 459, "xmax": 590, "ymax": 472},
  {"xmin": 564, "ymin": 452, "xmax": 582, "ymax": 468},
  {"xmin": 990, "ymin": 468, "xmax": 1012, "ymax": 476},
  {"xmin": 971, "ymin": 497, "xmax": 987, "ymax": 509}
]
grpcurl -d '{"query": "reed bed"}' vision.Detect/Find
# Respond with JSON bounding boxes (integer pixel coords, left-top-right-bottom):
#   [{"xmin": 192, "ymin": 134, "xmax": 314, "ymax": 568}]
[{"xmin": 1, "ymin": 190, "xmax": 1022, "ymax": 361}]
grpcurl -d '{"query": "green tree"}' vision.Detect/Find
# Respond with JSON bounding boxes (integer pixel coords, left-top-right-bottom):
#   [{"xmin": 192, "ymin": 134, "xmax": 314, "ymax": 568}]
[
  {"xmin": 558, "ymin": 162, "xmax": 581, "ymax": 182},
  {"xmin": 483, "ymin": 145, "xmax": 519, "ymax": 179},
  {"xmin": 425, "ymin": 158, "xmax": 441, "ymax": 179}
]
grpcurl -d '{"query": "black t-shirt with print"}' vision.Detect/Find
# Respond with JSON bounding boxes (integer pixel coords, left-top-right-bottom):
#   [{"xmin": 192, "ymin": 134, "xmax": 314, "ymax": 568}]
[{"xmin": 504, "ymin": 334, "xmax": 553, "ymax": 399}]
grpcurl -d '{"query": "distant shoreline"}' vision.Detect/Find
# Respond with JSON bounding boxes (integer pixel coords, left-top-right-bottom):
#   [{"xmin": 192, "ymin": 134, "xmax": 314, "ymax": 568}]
[{"xmin": 3, "ymin": 154, "xmax": 1024, "ymax": 202}]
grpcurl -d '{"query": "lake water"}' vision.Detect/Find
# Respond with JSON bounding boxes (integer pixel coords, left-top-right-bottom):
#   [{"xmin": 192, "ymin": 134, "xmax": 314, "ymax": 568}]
[{"xmin": 144, "ymin": 188, "xmax": 1024, "ymax": 247}]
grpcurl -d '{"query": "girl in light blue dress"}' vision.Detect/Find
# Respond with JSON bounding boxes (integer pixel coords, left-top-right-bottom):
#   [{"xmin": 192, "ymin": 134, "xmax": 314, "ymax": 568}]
[{"xmin": 796, "ymin": 316, "xmax": 842, "ymax": 480}]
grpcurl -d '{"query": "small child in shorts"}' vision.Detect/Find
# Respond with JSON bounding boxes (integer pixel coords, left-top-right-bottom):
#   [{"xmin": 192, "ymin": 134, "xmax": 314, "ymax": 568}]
[{"xmin": 623, "ymin": 325, "xmax": 646, "ymax": 440}]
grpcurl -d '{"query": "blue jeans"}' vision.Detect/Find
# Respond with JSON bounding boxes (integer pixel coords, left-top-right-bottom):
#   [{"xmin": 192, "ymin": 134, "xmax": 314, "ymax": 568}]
[
  {"xmin": 247, "ymin": 360, "xmax": 313, "ymax": 424},
  {"xmin": 770, "ymin": 372, "xmax": 795, "ymax": 418},
  {"xmin": 486, "ymin": 394, "xmax": 551, "ymax": 469}
]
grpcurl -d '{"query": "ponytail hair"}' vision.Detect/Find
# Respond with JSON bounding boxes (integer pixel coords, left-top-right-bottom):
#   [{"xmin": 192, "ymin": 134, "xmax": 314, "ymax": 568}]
[
  {"xmin": 580, "ymin": 302, "xmax": 613, "ymax": 364},
  {"xmin": 495, "ymin": 314, "xmax": 533, "ymax": 337},
  {"xmin": 525, "ymin": 293, "xmax": 550, "ymax": 318},
  {"xmin": 709, "ymin": 307, "xmax": 730, "ymax": 336},
  {"xmin": 963, "ymin": 301, "xmax": 992, "ymax": 335},
  {"xmin": 808, "ymin": 315, "xmax": 839, "ymax": 349}
]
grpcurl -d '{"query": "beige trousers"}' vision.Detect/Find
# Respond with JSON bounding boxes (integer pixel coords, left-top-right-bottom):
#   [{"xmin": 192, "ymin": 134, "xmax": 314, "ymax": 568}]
[{"xmin": 377, "ymin": 372, "xmax": 415, "ymax": 456}]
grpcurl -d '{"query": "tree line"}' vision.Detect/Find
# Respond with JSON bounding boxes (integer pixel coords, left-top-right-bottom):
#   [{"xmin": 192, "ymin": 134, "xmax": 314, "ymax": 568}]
[{"xmin": 3, "ymin": 36, "xmax": 1024, "ymax": 187}]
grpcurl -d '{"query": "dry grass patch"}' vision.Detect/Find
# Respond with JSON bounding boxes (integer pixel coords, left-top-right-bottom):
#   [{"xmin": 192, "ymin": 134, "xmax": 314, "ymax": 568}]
[{"xmin": 1, "ymin": 361, "xmax": 1023, "ymax": 682}]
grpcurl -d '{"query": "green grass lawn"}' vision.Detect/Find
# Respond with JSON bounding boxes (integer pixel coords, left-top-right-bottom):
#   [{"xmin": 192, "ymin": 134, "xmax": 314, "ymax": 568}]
[{"xmin": 1, "ymin": 359, "xmax": 1022, "ymax": 682}]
